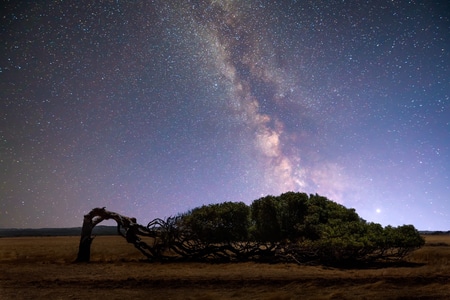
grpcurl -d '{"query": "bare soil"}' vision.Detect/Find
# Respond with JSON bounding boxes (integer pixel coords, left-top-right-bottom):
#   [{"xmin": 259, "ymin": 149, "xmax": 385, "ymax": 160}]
[{"xmin": 1, "ymin": 235, "xmax": 449, "ymax": 299}]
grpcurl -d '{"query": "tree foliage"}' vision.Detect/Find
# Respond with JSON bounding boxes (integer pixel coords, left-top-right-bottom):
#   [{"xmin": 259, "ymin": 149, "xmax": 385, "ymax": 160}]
[
  {"xmin": 77, "ymin": 192, "xmax": 425, "ymax": 265},
  {"xmin": 178, "ymin": 202, "xmax": 250, "ymax": 243}
]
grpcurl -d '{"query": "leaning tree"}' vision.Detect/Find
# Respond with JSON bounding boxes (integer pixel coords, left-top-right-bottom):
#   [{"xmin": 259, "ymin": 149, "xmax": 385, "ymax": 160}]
[{"xmin": 76, "ymin": 193, "xmax": 425, "ymax": 264}]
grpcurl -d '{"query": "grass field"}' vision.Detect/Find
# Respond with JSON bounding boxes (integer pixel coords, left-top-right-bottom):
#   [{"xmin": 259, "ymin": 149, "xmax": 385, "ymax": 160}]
[{"xmin": 1, "ymin": 235, "xmax": 449, "ymax": 299}]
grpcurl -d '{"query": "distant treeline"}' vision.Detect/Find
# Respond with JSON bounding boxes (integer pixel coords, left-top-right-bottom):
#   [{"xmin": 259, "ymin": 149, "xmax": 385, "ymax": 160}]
[
  {"xmin": 420, "ymin": 230, "xmax": 450, "ymax": 235},
  {"xmin": 0, "ymin": 225, "xmax": 117, "ymax": 237}
]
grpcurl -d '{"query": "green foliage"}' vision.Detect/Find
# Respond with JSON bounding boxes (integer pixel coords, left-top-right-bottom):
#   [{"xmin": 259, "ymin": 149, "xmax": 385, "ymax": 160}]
[
  {"xmin": 250, "ymin": 192, "xmax": 361, "ymax": 242},
  {"xmin": 172, "ymin": 192, "xmax": 425, "ymax": 264},
  {"xmin": 250, "ymin": 195, "xmax": 282, "ymax": 241},
  {"xmin": 381, "ymin": 225, "xmax": 426, "ymax": 258},
  {"xmin": 179, "ymin": 201, "xmax": 250, "ymax": 244},
  {"xmin": 250, "ymin": 192, "xmax": 309, "ymax": 242}
]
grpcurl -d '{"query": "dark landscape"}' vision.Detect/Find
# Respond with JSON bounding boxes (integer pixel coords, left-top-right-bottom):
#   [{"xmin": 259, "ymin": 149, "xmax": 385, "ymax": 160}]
[
  {"xmin": 0, "ymin": 226, "xmax": 118, "ymax": 238},
  {"xmin": 1, "ymin": 234, "xmax": 449, "ymax": 299}
]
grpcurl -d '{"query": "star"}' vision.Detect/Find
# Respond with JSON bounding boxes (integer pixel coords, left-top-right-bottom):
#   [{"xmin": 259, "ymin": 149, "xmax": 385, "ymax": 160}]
[{"xmin": 1, "ymin": 0, "xmax": 449, "ymax": 230}]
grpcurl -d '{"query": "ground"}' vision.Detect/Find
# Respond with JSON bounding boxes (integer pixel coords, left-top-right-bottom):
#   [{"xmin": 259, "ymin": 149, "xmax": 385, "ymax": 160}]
[{"xmin": 1, "ymin": 235, "xmax": 449, "ymax": 299}]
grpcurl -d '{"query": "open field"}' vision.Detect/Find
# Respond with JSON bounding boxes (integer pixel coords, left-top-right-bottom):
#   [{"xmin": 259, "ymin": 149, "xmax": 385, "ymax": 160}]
[{"xmin": 1, "ymin": 235, "xmax": 449, "ymax": 299}]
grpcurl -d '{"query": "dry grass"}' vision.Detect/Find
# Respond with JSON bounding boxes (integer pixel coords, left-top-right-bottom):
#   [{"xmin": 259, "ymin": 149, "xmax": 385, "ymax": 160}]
[{"xmin": 1, "ymin": 235, "xmax": 449, "ymax": 299}]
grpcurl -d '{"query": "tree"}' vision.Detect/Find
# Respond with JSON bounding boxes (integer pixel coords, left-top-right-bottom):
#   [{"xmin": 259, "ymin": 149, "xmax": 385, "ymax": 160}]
[{"xmin": 76, "ymin": 193, "xmax": 425, "ymax": 265}]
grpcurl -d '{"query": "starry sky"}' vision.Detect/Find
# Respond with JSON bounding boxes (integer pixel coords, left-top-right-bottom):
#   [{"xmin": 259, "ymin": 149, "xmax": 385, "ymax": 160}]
[{"xmin": 1, "ymin": 0, "xmax": 449, "ymax": 230}]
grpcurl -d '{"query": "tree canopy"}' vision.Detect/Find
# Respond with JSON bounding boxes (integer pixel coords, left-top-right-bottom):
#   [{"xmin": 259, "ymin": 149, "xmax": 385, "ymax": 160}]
[{"xmin": 175, "ymin": 192, "xmax": 425, "ymax": 264}]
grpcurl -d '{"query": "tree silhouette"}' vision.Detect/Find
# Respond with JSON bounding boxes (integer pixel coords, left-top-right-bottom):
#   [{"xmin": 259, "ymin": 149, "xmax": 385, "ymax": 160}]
[{"xmin": 76, "ymin": 193, "xmax": 425, "ymax": 265}]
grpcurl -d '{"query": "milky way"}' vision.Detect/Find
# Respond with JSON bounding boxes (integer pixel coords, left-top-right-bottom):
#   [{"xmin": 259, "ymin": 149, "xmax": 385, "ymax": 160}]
[{"xmin": 1, "ymin": 1, "xmax": 449, "ymax": 229}]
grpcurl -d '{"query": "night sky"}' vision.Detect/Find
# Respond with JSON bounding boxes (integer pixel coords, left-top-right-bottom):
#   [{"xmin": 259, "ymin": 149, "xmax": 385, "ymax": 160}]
[{"xmin": 1, "ymin": 1, "xmax": 449, "ymax": 230}]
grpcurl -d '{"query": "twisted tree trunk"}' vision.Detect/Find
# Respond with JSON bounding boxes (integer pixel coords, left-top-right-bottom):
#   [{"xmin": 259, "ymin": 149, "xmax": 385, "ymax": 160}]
[
  {"xmin": 75, "ymin": 212, "xmax": 95, "ymax": 262},
  {"xmin": 75, "ymin": 207, "xmax": 141, "ymax": 262},
  {"xmin": 75, "ymin": 207, "xmax": 105, "ymax": 262}
]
